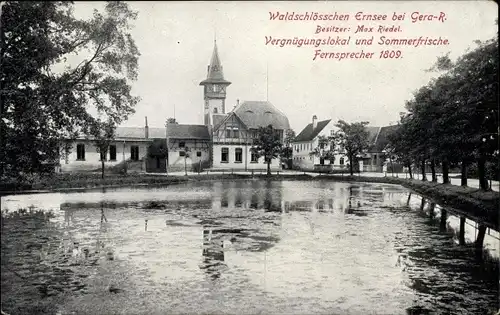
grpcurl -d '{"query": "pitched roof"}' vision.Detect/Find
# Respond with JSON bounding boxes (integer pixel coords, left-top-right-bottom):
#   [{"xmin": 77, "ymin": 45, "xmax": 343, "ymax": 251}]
[
  {"xmin": 294, "ymin": 119, "xmax": 332, "ymax": 142},
  {"xmin": 233, "ymin": 101, "xmax": 290, "ymax": 130},
  {"xmin": 370, "ymin": 125, "xmax": 398, "ymax": 152},
  {"xmin": 166, "ymin": 124, "xmax": 210, "ymax": 140},
  {"xmin": 115, "ymin": 127, "xmax": 165, "ymax": 139},
  {"xmin": 212, "ymin": 114, "xmax": 228, "ymax": 130},
  {"xmin": 365, "ymin": 126, "xmax": 380, "ymax": 144},
  {"xmin": 199, "ymin": 41, "xmax": 231, "ymax": 85}
]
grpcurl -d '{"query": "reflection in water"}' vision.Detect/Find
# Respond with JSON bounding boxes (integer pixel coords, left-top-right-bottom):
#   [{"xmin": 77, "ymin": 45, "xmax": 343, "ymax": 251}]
[
  {"xmin": 1, "ymin": 181, "xmax": 499, "ymax": 315},
  {"xmin": 201, "ymin": 228, "xmax": 226, "ymax": 280}
]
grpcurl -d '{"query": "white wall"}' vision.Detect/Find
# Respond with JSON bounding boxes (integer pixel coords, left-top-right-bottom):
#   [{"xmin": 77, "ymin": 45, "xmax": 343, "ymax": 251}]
[
  {"xmin": 60, "ymin": 140, "xmax": 149, "ymax": 172},
  {"xmin": 212, "ymin": 144, "xmax": 280, "ymax": 170},
  {"xmin": 291, "ymin": 120, "xmax": 350, "ymax": 170},
  {"xmin": 167, "ymin": 140, "xmax": 210, "ymax": 171}
]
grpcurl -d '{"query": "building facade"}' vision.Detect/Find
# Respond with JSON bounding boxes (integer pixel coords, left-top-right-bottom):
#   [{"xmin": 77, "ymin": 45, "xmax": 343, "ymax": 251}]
[
  {"xmin": 200, "ymin": 41, "xmax": 290, "ymax": 171},
  {"xmin": 165, "ymin": 122, "xmax": 211, "ymax": 172},
  {"xmin": 292, "ymin": 115, "xmax": 346, "ymax": 171},
  {"xmin": 59, "ymin": 39, "xmax": 290, "ymax": 173},
  {"xmin": 59, "ymin": 124, "xmax": 164, "ymax": 173}
]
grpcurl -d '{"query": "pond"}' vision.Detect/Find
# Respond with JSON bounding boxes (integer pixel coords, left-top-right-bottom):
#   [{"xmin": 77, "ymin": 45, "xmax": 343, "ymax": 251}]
[{"xmin": 1, "ymin": 180, "xmax": 499, "ymax": 315}]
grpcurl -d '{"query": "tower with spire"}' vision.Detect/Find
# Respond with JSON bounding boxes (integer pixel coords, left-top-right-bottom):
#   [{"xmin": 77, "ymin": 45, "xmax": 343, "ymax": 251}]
[{"xmin": 200, "ymin": 39, "xmax": 231, "ymax": 126}]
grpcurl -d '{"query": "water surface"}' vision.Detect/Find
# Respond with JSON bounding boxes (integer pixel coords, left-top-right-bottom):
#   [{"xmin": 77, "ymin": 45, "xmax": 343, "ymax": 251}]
[{"xmin": 1, "ymin": 180, "xmax": 498, "ymax": 315}]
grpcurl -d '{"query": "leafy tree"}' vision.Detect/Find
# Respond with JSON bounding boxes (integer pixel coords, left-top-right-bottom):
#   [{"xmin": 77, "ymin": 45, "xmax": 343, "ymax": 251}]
[
  {"xmin": 280, "ymin": 129, "xmax": 295, "ymax": 168},
  {"xmin": 387, "ymin": 119, "xmax": 414, "ymax": 179},
  {"xmin": 1, "ymin": 1, "xmax": 140, "ymax": 180},
  {"xmin": 309, "ymin": 135, "xmax": 336, "ymax": 165},
  {"xmin": 166, "ymin": 117, "xmax": 178, "ymax": 124},
  {"xmin": 333, "ymin": 120, "xmax": 370, "ymax": 176},
  {"xmin": 399, "ymin": 34, "xmax": 498, "ymax": 189},
  {"xmin": 251, "ymin": 125, "xmax": 283, "ymax": 176},
  {"xmin": 147, "ymin": 139, "xmax": 168, "ymax": 159},
  {"xmin": 89, "ymin": 118, "xmax": 116, "ymax": 179}
]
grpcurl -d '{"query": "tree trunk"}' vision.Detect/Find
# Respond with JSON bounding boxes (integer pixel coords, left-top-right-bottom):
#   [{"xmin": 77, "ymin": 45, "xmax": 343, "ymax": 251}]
[
  {"xmin": 267, "ymin": 159, "xmax": 271, "ymax": 176},
  {"xmin": 349, "ymin": 153, "xmax": 354, "ymax": 176},
  {"xmin": 430, "ymin": 159, "xmax": 437, "ymax": 182},
  {"xmin": 442, "ymin": 160, "xmax": 450, "ymax": 184},
  {"xmin": 421, "ymin": 160, "xmax": 427, "ymax": 181},
  {"xmin": 475, "ymin": 224, "xmax": 487, "ymax": 250},
  {"xmin": 477, "ymin": 154, "xmax": 488, "ymax": 190},
  {"xmin": 461, "ymin": 160, "xmax": 468, "ymax": 186},
  {"xmin": 390, "ymin": 155, "xmax": 395, "ymax": 177},
  {"xmin": 459, "ymin": 217, "xmax": 466, "ymax": 245},
  {"xmin": 101, "ymin": 159, "xmax": 105, "ymax": 179},
  {"xmin": 408, "ymin": 163, "xmax": 413, "ymax": 179}
]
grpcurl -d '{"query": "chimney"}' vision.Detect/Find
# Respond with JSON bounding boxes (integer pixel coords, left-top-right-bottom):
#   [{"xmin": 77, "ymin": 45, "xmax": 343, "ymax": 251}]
[
  {"xmin": 145, "ymin": 116, "xmax": 149, "ymax": 139},
  {"xmin": 312, "ymin": 115, "xmax": 318, "ymax": 129},
  {"xmin": 237, "ymin": 99, "xmax": 239, "ymax": 106}
]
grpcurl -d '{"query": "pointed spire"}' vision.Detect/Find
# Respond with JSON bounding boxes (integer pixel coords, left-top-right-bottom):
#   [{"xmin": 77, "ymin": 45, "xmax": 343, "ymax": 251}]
[
  {"xmin": 200, "ymin": 39, "xmax": 231, "ymax": 86},
  {"xmin": 208, "ymin": 41, "xmax": 223, "ymax": 80}
]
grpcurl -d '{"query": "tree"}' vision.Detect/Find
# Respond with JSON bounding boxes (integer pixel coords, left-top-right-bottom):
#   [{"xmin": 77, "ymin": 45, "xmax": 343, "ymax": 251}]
[
  {"xmin": 309, "ymin": 135, "xmax": 336, "ymax": 166},
  {"xmin": 387, "ymin": 120, "xmax": 414, "ymax": 179},
  {"xmin": 1, "ymin": 1, "xmax": 140, "ymax": 180},
  {"xmin": 400, "ymin": 34, "xmax": 499, "ymax": 189},
  {"xmin": 89, "ymin": 118, "xmax": 116, "ymax": 179},
  {"xmin": 281, "ymin": 129, "xmax": 295, "ymax": 168},
  {"xmin": 251, "ymin": 125, "xmax": 283, "ymax": 176},
  {"xmin": 166, "ymin": 117, "xmax": 178, "ymax": 124},
  {"xmin": 333, "ymin": 120, "xmax": 370, "ymax": 176}
]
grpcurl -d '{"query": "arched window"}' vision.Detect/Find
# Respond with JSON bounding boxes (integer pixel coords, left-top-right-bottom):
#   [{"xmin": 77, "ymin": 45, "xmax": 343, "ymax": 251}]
[{"xmin": 340, "ymin": 157, "xmax": 345, "ymax": 165}]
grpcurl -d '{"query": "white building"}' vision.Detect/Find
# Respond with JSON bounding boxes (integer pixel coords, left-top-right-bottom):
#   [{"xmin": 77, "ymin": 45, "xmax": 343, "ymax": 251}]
[
  {"xmin": 200, "ymin": 40, "xmax": 290, "ymax": 171},
  {"xmin": 59, "ymin": 124, "xmax": 163, "ymax": 173},
  {"xmin": 292, "ymin": 115, "xmax": 347, "ymax": 172}
]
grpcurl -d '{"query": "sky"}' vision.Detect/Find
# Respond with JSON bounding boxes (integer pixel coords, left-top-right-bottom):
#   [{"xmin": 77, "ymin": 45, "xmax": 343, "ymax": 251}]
[{"xmin": 74, "ymin": 1, "xmax": 498, "ymax": 132}]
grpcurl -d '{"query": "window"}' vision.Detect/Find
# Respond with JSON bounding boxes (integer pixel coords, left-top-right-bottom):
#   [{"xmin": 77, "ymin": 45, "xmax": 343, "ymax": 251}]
[
  {"xmin": 319, "ymin": 143, "xmax": 325, "ymax": 149},
  {"xmin": 130, "ymin": 146, "xmax": 139, "ymax": 161},
  {"xmin": 76, "ymin": 144, "xmax": 85, "ymax": 160},
  {"xmin": 251, "ymin": 152, "xmax": 258, "ymax": 163},
  {"xmin": 340, "ymin": 157, "xmax": 345, "ymax": 165},
  {"xmin": 221, "ymin": 147, "xmax": 229, "ymax": 163},
  {"xmin": 213, "ymin": 107, "xmax": 218, "ymax": 114},
  {"xmin": 226, "ymin": 128, "xmax": 239, "ymax": 139},
  {"xmin": 156, "ymin": 157, "xmax": 161, "ymax": 168},
  {"xmin": 197, "ymin": 151, "xmax": 202, "ymax": 157},
  {"xmin": 109, "ymin": 145, "xmax": 117, "ymax": 161},
  {"xmin": 320, "ymin": 157, "xmax": 325, "ymax": 165},
  {"xmin": 179, "ymin": 151, "xmax": 186, "ymax": 157},
  {"xmin": 235, "ymin": 148, "xmax": 242, "ymax": 163},
  {"xmin": 100, "ymin": 151, "xmax": 107, "ymax": 161},
  {"xmin": 179, "ymin": 141, "xmax": 185, "ymax": 148}
]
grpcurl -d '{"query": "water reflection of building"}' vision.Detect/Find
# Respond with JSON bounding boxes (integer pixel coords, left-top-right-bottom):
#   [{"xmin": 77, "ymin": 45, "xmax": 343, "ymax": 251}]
[
  {"xmin": 200, "ymin": 228, "xmax": 226, "ymax": 280},
  {"xmin": 212, "ymin": 181, "xmax": 283, "ymax": 212}
]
